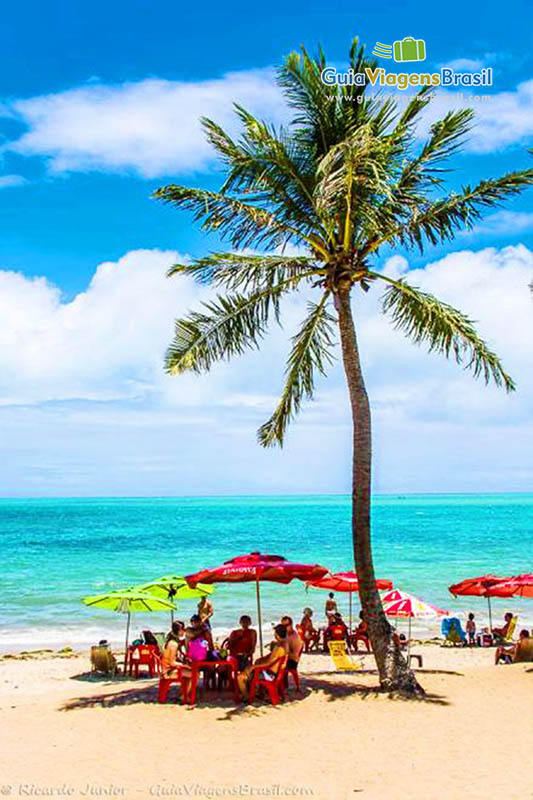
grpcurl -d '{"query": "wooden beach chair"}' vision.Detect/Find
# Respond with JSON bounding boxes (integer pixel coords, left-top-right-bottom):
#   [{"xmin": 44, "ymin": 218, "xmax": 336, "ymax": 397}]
[{"xmin": 328, "ymin": 641, "xmax": 361, "ymax": 672}]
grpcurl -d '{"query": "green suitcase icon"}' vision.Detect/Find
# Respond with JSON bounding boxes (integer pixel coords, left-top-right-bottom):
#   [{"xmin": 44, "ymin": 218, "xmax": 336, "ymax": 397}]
[{"xmin": 393, "ymin": 37, "xmax": 426, "ymax": 62}]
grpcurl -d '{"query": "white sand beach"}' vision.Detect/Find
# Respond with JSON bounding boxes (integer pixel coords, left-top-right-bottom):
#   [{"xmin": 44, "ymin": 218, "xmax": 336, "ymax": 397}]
[{"xmin": 1, "ymin": 645, "xmax": 531, "ymax": 800}]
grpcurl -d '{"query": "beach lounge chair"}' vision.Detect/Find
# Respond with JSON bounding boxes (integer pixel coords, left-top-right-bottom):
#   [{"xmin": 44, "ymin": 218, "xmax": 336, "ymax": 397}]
[
  {"xmin": 248, "ymin": 656, "xmax": 288, "ymax": 705},
  {"xmin": 328, "ymin": 641, "xmax": 361, "ymax": 672},
  {"xmin": 441, "ymin": 617, "xmax": 467, "ymax": 646},
  {"xmin": 494, "ymin": 615, "xmax": 518, "ymax": 644},
  {"xmin": 90, "ymin": 645, "xmax": 118, "ymax": 676}
]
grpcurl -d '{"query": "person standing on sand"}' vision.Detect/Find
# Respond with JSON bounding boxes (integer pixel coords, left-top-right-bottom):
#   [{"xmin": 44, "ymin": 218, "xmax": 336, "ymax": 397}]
[
  {"xmin": 281, "ymin": 615, "xmax": 303, "ymax": 672},
  {"xmin": 325, "ymin": 592, "xmax": 337, "ymax": 622},
  {"xmin": 466, "ymin": 613, "xmax": 476, "ymax": 646},
  {"xmin": 197, "ymin": 595, "xmax": 214, "ymax": 629}
]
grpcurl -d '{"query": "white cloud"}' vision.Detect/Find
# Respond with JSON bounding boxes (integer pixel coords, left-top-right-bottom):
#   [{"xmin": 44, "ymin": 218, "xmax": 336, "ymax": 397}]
[
  {"xmin": 0, "ymin": 249, "xmax": 206, "ymax": 405},
  {"xmin": 1, "ymin": 244, "xmax": 533, "ymax": 494},
  {"xmin": 0, "ymin": 174, "xmax": 27, "ymax": 188},
  {"xmin": 422, "ymin": 79, "xmax": 533, "ymax": 152},
  {"xmin": 439, "ymin": 58, "xmax": 486, "ymax": 71},
  {"xmin": 2, "ymin": 68, "xmax": 533, "ymax": 178},
  {"xmin": 4, "ymin": 71, "xmax": 286, "ymax": 178},
  {"xmin": 463, "ymin": 210, "xmax": 533, "ymax": 237}
]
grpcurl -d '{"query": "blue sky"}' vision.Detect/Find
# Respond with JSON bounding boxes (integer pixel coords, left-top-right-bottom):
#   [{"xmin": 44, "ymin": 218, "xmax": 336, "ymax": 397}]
[{"xmin": 1, "ymin": 0, "xmax": 533, "ymax": 495}]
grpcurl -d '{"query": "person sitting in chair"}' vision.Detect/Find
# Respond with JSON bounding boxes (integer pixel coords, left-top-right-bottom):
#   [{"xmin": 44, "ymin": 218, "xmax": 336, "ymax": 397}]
[
  {"xmin": 495, "ymin": 629, "xmax": 532, "ymax": 665},
  {"xmin": 236, "ymin": 624, "xmax": 288, "ymax": 700},
  {"xmin": 324, "ymin": 612, "xmax": 348, "ymax": 650},
  {"xmin": 350, "ymin": 610, "xmax": 371, "ymax": 652},
  {"xmin": 492, "ymin": 612, "xmax": 514, "ymax": 642},
  {"xmin": 223, "ymin": 615, "xmax": 257, "ymax": 671}
]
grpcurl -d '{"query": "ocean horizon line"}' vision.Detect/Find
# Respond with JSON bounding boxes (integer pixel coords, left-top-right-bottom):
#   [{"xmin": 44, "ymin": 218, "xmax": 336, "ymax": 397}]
[{"xmin": 1, "ymin": 490, "xmax": 533, "ymax": 501}]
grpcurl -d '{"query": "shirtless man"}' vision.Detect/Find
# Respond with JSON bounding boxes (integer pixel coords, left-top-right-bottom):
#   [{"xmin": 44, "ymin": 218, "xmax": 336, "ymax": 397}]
[
  {"xmin": 224, "ymin": 615, "xmax": 258, "ymax": 670},
  {"xmin": 281, "ymin": 615, "xmax": 303, "ymax": 671},
  {"xmin": 197, "ymin": 595, "xmax": 214, "ymax": 629}
]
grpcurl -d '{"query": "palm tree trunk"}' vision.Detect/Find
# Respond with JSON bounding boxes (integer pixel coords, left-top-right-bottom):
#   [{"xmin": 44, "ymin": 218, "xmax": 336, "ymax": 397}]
[{"xmin": 336, "ymin": 285, "xmax": 423, "ymax": 696}]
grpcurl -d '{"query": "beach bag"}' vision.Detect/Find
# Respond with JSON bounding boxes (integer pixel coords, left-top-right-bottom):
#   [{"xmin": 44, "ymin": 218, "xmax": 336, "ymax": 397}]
[
  {"xmin": 188, "ymin": 638, "xmax": 209, "ymax": 662},
  {"xmin": 393, "ymin": 37, "xmax": 425, "ymax": 62}
]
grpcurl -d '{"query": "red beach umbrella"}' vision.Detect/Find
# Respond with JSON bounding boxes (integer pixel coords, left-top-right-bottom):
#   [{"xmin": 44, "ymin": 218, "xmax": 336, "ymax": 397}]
[
  {"xmin": 448, "ymin": 574, "xmax": 514, "ymax": 629},
  {"xmin": 306, "ymin": 571, "xmax": 393, "ymax": 629},
  {"xmin": 187, "ymin": 552, "xmax": 328, "ymax": 654},
  {"xmin": 382, "ymin": 589, "xmax": 447, "ymax": 659},
  {"xmin": 489, "ymin": 574, "xmax": 533, "ymax": 599}
]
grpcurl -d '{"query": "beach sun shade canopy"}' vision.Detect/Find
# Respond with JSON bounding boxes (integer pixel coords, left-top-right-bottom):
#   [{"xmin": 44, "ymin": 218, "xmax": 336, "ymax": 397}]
[
  {"xmin": 488, "ymin": 574, "xmax": 533, "ymax": 599},
  {"xmin": 448, "ymin": 575, "xmax": 514, "ymax": 598},
  {"xmin": 382, "ymin": 589, "xmax": 447, "ymax": 659},
  {"xmin": 134, "ymin": 576, "xmax": 214, "ymax": 601},
  {"xmin": 186, "ymin": 552, "xmax": 328, "ymax": 654},
  {"xmin": 382, "ymin": 589, "xmax": 448, "ymax": 618},
  {"xmin": 82, "ymin": 590, "xmax": 176, "ymax": 665},
  {"xmin": 306, "ymin": 572, "xmax": 393, "ymax": 629},
  {"xmin": 186, "ymin": 552, "xmax": 328, "ymax": 586},
  {"xmin": 448, "ymin": 574, "xmax": 516, "ymax": 629},
  {"xmin": 306, "ymin": 572, "xmax": 393, "ymax": 593}
]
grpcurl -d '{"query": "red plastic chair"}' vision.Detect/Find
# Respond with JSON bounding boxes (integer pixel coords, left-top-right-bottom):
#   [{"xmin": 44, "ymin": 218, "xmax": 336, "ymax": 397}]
[
  {"xmin": 128, "ymin": 644, "xmax": 160, "ymax": 678},
  {"xmin": 157, "ymin": 667, "xmax": 189, "ymax": 704},
  {"xmin": 248, "ymin": 656, "xmax": 287, "ymax": 706},
  {"xmin": 350, "ymin": 631, "xmax": 371, "ymax": 652}
]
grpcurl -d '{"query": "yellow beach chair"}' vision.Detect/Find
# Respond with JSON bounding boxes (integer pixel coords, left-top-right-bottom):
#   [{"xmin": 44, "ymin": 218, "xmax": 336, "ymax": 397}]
[
  {"xmin": 502, "ymin": 616, "xmax": 518, "ymax": 644},
  {"xmin": 328, "ymin": 641, "xmax": 361, "ymax": 671}
]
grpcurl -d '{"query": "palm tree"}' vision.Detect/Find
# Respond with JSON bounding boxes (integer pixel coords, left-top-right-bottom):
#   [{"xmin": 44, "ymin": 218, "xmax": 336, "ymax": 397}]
[{"xmin": 154, "ymin": 41, "xmax": 533, "ymax": 694}]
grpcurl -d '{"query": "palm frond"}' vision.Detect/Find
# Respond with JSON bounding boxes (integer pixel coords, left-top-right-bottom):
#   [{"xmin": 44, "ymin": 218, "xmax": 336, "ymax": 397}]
[
  {"xmin": 376, "ymin": 274, "xmax": 515, "ymax": 391},
  {"xmin": 403, "ymin": 169, "xmax": 533, "ymax": 249},
  {"xmin": 168, "ymin": 253, "xmax": 319, "ymax": 292},
  {"xmin": 153, "ymin": 185, "xmax": 303, "ymax": 250},
  {"xmin": 165, "ymin": 281, "xmax": 292, "ymax": 375},
  {"xmin": 258, "ymin": 294, "xmax": 336, "ymax": 447}
]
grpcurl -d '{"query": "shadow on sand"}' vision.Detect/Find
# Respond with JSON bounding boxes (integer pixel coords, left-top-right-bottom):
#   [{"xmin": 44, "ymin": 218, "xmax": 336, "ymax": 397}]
[{"xmin": 61, "ymin": 667, "xmax": 451, "ymax": 714}]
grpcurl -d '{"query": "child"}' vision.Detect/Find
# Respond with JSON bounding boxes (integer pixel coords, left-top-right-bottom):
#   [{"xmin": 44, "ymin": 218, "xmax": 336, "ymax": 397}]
[{"xmin": 466, "ymin": 612, "xmax": 476, "ymax": 646}]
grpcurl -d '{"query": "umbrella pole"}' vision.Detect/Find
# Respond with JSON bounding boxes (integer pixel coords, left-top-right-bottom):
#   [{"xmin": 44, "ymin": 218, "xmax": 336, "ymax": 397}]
[
  {"xmin": 349, "ymin": 591, "xmax": 353, "ymax": 632},
  {"xmin": 256, "ymin": 577, "xmax": 263, "ymax": 656},
  {"xmin": 124, "ymin": 611, "xmax": 131, "ymax": 672},
  {"xmin": 408, "ymin": 616, "xmax": 412, "ymax": 662},
  {"xmin": 170, "ymin": 609, "xmax": 174, "ymax": 626},
  {"xmin": 487, "ymin": 595, "xmax": 493, "ymax": 632}
]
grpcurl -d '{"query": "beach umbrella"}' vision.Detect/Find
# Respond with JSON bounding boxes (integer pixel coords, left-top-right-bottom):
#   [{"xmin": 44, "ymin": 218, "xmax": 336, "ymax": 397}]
[
  {"xmin": 133, "ymin": 575, "xmax": 214, "ymax": 622},
  {"xmin": 448, "ymin": 575, "xmax": 514, "ymax": 630},
  {"xmin": 82, "ymin": 589, "xmax": 175, "ymax": 666},
  {"xmin": 186, "ymin": 552, "xmax": 328, "ymax": 654},
  {"xmin": 382, "ymin": 589, "xmax": 448, "ymax": 659},
  {"xmin": 306, "ymin": 572, "xmax": 393, "ymax": 629},
  {"xmin": 489, "ymin": 574, "xmax": 533, "ymax": 599}
]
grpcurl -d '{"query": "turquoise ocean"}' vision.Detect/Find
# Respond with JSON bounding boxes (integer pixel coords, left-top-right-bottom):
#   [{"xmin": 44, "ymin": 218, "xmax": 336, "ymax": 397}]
[{"xmin": 2, "ymin": 493, "xmax": 532, "ymax": 651}]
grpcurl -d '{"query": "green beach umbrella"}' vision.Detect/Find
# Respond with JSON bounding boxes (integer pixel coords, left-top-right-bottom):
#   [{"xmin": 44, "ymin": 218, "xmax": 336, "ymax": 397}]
[
  {"xmin": 133, "ymin": 576, "xmax": 214, "ymax": 623},
  {"xmin": 82, "ymin": 589, "xmax": 175, "ymax": 666}
]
